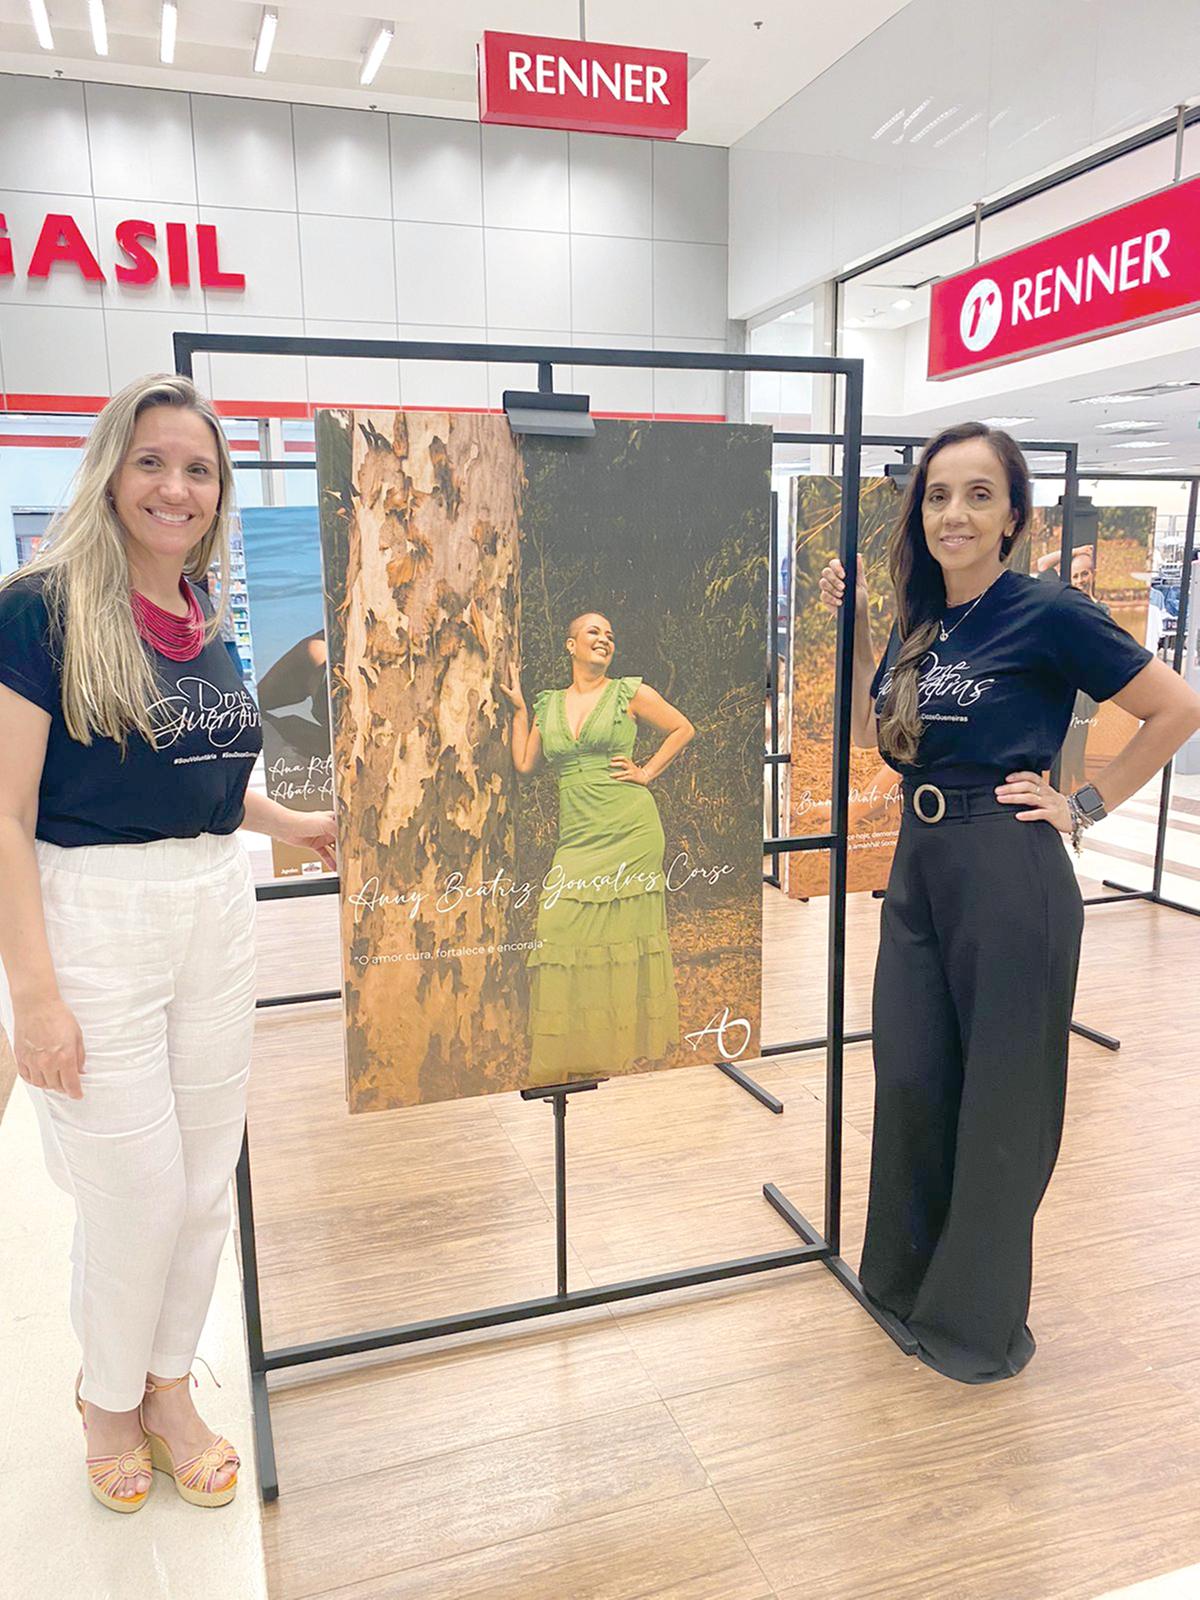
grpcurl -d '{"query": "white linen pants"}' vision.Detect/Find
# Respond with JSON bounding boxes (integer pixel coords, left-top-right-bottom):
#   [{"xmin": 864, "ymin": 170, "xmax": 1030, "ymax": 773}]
[{"xmin": 14, "ymin": 833, "xmax": 257, "ymax": 1412}]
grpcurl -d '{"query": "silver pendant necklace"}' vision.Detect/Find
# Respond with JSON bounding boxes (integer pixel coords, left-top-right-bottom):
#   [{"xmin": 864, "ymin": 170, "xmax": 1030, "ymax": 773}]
[{"xmin": 939, "ymin": 572, "xmax": 1002, "ymax": 643}]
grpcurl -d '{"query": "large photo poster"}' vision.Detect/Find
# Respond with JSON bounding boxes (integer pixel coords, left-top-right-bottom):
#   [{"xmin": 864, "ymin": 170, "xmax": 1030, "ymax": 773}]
[
  {"xmin": 240, "ymin": 505, "xmax": 334, "ymax": 877},
  {"xmin": 318, "ymin": 410, "xmax": 769, "ymax": 1112},
  {"xmin": 1027, "ymin": 502, "xmax": 1155, "ymax": 789},
  {"xmin": 787, "ymin": 475, "xmax": 901, "ymax": 897}
]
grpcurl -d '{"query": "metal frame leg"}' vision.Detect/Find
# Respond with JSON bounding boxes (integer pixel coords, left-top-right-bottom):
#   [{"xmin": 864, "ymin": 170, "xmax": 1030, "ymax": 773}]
[
  {"xmin": 716, "ymin": 1061, "xmax": 784, "ymax": 1114},
  {"xmin": 1069, "ymin": 1020, "xmax": 1121, "ymax": 1052},
  {"xmin": 762, "ymin": 1184, "xmax": 917, "ymax": 1354},
  {"xmin": 235, "ymin": 1128, "xmax": 278, "ymax": 1502}
]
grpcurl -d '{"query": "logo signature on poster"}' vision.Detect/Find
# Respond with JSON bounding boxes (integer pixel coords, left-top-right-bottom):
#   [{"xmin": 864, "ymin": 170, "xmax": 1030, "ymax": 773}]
[{"xmin": 684, "ymin": 1008, "xmax": 752, "ymax": 1060}]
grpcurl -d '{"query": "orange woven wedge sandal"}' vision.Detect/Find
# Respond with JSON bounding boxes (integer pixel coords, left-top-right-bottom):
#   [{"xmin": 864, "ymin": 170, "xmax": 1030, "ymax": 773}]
[
  {"xmin": 140, "ymin": 1373, "xmax": 240, "ymax": 1508},
  {"xmin": 75, "ymin": 1373, "xmax": 152, "ymax": 1514}
]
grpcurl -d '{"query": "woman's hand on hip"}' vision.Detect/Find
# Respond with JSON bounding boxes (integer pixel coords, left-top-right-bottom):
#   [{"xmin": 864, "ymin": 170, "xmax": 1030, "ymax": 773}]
[
  {"xmin": 278, "ymin": 807, "xmax": 337, "ymax": 870},
  {"xmin": 610, "ymin": 758, "xmax": 649, "ymax": 786},
  {"xmin": 14, "ymin": 994, "xmax": 85, "ymax": 1099},
  {"xmin": 818, "ymin": 555, "xmax": 868, "ymax": 616},
  {"xmin": 995, "ymin": 772, "xmax": 1072, "ymax": 833}
]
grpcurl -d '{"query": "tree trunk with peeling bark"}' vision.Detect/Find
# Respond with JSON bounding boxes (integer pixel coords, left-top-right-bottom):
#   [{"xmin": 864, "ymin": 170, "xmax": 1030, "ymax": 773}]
[{"xmin": 318, "ymin": 408, "xmax": 525, "ymax": 1111}]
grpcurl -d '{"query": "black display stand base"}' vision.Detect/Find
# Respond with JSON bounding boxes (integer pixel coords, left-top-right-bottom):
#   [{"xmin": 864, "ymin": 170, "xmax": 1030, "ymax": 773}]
[
  {"xmin": 1100, "ymin": 879, "xmax": 1200, "ymax": 921},
  {"xmin": 762, "ymin": 1184, "xmax": 917, "ymax": 1353},
  {"xmin": 235, "ymin": 1072, "xmax": 910, "ymax": 1501},
  {"xmin": 764, "ymin": 1017, "xmax": 1121, "ymax": 1057},
  {"xmin": 717, "ymin": 1061, "xmax": 784, "ymax": 1114}
]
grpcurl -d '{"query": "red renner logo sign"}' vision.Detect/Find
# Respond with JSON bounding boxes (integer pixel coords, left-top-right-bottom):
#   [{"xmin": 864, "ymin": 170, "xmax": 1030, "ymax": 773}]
[
  {"xmin": 928, "ymin": 174, "xmax": 1200, "ymax": 379},
  {"xmin": 478, "ymin": 30, "xmax": 688, "ymax": 139}
]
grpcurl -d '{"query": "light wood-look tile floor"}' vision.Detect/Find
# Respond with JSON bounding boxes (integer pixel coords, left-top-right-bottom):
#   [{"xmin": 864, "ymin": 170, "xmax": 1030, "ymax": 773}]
[{"xmin": 247, "ymin": 881, "xmax": 1200, "ymax": 1600}]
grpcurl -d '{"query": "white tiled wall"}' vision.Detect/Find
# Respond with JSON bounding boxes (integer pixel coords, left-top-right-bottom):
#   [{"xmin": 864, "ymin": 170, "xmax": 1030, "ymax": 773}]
[{"xmin": 0, "ymin": 75, "xmax": 730, "ymax": 418}]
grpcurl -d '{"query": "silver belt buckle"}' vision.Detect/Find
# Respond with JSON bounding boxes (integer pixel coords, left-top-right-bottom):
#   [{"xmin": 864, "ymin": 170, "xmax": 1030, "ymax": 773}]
[{"xmin": 912, "ymin": 783, "xmax": 947, "ymax": 824}]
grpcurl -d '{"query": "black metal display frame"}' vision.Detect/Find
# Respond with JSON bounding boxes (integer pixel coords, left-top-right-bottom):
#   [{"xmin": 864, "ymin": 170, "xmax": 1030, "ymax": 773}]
[
  {"xmin": 767, "ymin": 430, "xmax": 1129, "ymax": 1056},
  {"xmin": 1078, "ymin": 475, "xmax": 1200, "ymax": 921},
  {"xmin": 175, "ymin": 331, "xmax": 916, "ymax": 1504}
]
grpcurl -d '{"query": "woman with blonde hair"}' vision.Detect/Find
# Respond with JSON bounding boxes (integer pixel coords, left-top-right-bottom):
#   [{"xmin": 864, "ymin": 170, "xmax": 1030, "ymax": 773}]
[{"xmin": 0, "ymin": 374, "xmax": 335, "ymax": 1510}]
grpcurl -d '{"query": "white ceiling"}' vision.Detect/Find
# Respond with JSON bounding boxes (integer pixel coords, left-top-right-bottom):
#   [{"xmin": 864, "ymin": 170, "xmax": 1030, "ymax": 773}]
[
  {"xmin": 755, "ymin": 119, "xmax": 1200, "ymax": 476},
  {"xmin": 0, "ymin": 0, "xmax": 913, "ymax": 146}
]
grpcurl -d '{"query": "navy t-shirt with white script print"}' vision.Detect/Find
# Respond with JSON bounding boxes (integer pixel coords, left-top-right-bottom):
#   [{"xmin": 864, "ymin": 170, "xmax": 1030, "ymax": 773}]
[
  {"xmin": 870, "ymin": 569, "xmax": 1151, "ymax": 784},
  {"xmin": 0, "ymin": 574, "xmax": 262, "ymax": 846}
]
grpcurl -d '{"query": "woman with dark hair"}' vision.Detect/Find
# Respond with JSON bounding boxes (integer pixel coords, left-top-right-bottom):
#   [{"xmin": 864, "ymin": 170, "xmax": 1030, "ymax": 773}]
[{"xmin": 820, "ymin": 423, "xmax": 1200, "ymax": 1383}]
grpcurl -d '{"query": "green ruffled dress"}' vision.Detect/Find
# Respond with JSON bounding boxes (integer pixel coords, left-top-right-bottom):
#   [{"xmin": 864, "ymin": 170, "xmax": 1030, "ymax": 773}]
[{"xmin": 528, "ymin": 675, "xmax": 680, "ymax": 1083}]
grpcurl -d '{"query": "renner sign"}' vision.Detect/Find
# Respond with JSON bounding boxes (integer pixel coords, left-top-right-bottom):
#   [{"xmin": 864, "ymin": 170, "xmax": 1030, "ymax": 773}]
[
  {"xmin": 928, "ymin": 174, "xmax": 1200, "ymax": 379},
  {"xmin": 478, "ymin": 30, "xmax": 687, "ymax": 139}
]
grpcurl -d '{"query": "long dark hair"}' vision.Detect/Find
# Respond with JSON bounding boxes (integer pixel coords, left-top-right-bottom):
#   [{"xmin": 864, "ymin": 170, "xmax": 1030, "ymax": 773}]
[{"xmin": 877, "ymin": 422, "xmax": 1030, "ymax": 765}]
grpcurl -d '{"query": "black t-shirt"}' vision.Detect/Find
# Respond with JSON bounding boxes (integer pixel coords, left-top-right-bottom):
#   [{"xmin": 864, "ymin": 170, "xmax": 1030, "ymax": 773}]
[
  {"xmin": 869, "ymin": 569, "xmax": 1151, "ymax": 783},
  {"xmin": 0, "ymin": 574, "xmax": 263, "ymax": 847}
]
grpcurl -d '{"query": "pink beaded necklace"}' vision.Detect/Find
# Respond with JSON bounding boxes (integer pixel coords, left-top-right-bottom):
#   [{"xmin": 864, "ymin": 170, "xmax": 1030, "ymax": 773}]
[{"xmin": 131, "ymin": 578, "xmax": 205, "ymax": 662}]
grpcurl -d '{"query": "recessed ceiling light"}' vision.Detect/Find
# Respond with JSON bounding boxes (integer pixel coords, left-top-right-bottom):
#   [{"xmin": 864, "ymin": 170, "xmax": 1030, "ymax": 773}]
[
  {"xmin": 1073, "ymin": 392, "xmax": 1146, "ymax": 406},
  {"xmin": 891, "ymin": 297, "xmax": 913, "ymax": 311},
  {"xmin": 28, "ymin": 0, "xmax": 54, "ymax": 50},
  {"xmin": 88, "ymin": 0, "xmax": 108, "ymax": 56},
  {"xmin": 982, "ymin": 415, "xmax": 1035, "ymax": 427},
  {"xmin": 1095, "ymin": 420, "xmax": 1163, "ymax": 432},
  {"xmin": 360, "ymin": 24, "xmax": 394, "ymax": 86},
  {"xmin": 1110, "ymin": 440, "xmax": 1172, "ymax": 449},
  {"xmin": 871, "ymin": 109, "xmax": 905, "ymax": 140},
  {"xmin": 910, "ymin": 106, "xmax": 959, "ymax": 144},
  {"xmin": 253, "ymin": 6, "xmax": 277, "ymax": 74},
  {"xmin": 160, "ymin": 1, "xmax": 177, "ymax": 64},
  {"xmin": 933, "ymin": 111, "xmax": 983, "ymax": 149}
]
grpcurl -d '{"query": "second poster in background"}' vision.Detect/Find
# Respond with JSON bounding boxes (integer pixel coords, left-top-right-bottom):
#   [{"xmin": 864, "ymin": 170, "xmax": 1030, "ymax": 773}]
[
  {"xmin": 785, "ymin": 484, "xmax": 1156, "ymax": 901},
  {"xmin": 240, "ymin": 504, "xmax": 334, "ymax": 878},
  {"xmin": 1025, "ymin": 502, "xmax": 1155, "ymax": 791},
  {"xmin": 318, "ymin": 411, "xmax": 769, "ymax": 1113},
  {"xmin": 788, "ymin": 476, "xmax": 901, "ymax": 898}
]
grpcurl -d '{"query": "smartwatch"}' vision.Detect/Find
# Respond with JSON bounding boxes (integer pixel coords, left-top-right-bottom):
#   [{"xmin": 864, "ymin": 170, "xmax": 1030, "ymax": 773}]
[{"xmin": 1071, "ymin": 782, "xmax": 1108, "ymax": 823}]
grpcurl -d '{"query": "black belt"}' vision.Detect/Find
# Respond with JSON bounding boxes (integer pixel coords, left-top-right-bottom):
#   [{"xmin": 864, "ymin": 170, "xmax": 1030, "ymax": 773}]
[{"xmin": 900, "ymin": 780, "xmax": 1013, "ymax": 825}]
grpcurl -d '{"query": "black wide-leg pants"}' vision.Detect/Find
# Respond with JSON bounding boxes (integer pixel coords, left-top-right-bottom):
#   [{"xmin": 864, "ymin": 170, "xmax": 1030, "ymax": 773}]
[{"xmin": 859, "ymin": 785, "xmax": 1084, "ymax": 1383}]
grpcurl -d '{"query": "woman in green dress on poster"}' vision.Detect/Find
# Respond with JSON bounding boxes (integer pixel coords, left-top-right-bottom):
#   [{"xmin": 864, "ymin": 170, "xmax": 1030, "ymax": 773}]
[{"xmin": 501, "ymin": 613, "xmax": 695, "ymax": 1085}]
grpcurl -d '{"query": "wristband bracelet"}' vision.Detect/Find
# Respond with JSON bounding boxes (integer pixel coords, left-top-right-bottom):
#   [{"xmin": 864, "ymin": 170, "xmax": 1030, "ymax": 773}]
[{"xmin": 1066, "ymin": 795, "xmax": 1091, "ymax": 857}]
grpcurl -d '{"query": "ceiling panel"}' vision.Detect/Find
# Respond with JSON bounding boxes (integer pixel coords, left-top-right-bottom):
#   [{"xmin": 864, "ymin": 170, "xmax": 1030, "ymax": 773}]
[{"xmin": 0, "ymin": 0, "xmax": 913, "ymax": 146}]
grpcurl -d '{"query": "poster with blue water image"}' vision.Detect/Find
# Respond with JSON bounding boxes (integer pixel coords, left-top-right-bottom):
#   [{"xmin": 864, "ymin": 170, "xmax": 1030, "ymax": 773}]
[{"xmin": 239, "ymin": 504, "xmax": 334, "ymax": 878}]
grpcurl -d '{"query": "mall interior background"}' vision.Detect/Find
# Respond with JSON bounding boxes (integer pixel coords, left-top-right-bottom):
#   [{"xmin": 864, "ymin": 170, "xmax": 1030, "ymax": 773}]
[
  {"xmin": 2, "ymin": 4, "xmax": 1200, "ymax": 1596},
  {"xmin": 3, "ymin": 0, "xmax": 1197, "ymax": 905}
]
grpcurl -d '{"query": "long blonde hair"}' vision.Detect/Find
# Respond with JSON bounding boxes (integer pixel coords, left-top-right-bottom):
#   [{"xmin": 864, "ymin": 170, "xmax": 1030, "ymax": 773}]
[{"xmin": 0, "ymin": 374, "xmax": 236, "ymax": 745}]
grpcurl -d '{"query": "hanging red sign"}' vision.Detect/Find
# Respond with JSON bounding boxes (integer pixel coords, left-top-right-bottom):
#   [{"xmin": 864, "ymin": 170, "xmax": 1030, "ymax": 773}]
[
  {"xmin": 928, "ymin": 174, "xmax": 1200, "ymax": 379},
  {"xmin": 477, "ymin": 30, "xmax": 687, "ymax": 139}
]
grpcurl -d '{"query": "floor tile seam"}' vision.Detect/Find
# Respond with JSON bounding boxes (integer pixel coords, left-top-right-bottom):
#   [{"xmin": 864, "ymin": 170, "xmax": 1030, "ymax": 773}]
[
  {"xmin": 266, "ymin": 1390, "xmax": 684, "ymax": 1503},
  {"xmin": 266, "ymin": 1480, "xmax": 728, "ymax": 1600},
  {"xmin": 668, "ymin": 1359, "xmax": 1186, "ymax": 1502},
  {"xmin": 707, "ymin": 1467, "xmax": 1198, "ymax": 1600}
]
